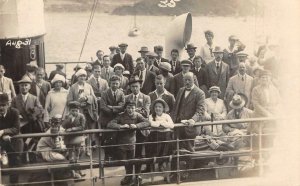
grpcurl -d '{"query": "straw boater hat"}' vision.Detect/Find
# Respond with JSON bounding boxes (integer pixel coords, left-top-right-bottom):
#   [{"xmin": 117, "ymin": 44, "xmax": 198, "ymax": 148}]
[
  {"xmin": 180, "ymin": 59, "xmax": 193, "ymax": 66},
  {"xmin": 158, "ymin": 62, "xmax": 172, "ymax": 72},
  {"xmin": 18, "ymin": 76, "xmax": 32, "ymax": 84},
  {"xmin": 185, "ymin": 43, "xmax": 197, "ymax": 50},
  {"xmin": 75, "ymin": 69, "xmax": 87, "ymax": 77},
  {"xmin": 138, "ymin": 46, "xmax": 149, "ymax": 53},
  {"xmin": 151, "ymin": 98, "xmax": 169, "ymax": 113},
  {"xmin": 118, "ymin": 43, "xmax": 128, "ymax": 47},
  {"xmin": 114, "ymin": 64, "xmax": 125, "ymax": 71},
  {"xmin": 51, "ymin": 74, "xmax": 66, "ymax": 84},
  {"xmin": 146, "ymin": 51, "xmax": 158, "ymax": 57},
  {"xmin": 229, "ymin": 94, "xmax": 246, "ymax": 109},
  {"xmin": 128, "ymin": 75, "xmax": 143, "ymax": 85},
  {"xmin": 212, "ymin": 46, "xmax": 224, "ymax": 53},
  {"xmin": 0, "ymin": 93, "xmax": 9, "ymax": 104},
  {"xmin": 123, "ymin": 70, "xmax": 130, "ymax": 76},
  {"xmin": 208, "ymin": 86, "xmax": 221, "ymax": 94},
  {"xmin": 236, "ymin": 52, "xmax": 248, "ymax": 57}
]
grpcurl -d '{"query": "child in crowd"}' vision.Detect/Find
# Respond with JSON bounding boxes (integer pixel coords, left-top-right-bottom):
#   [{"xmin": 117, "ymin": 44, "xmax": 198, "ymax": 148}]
[
  {"xmin": 107, "ymin": 100, "xmax": 150, "ymax": 186},
  {"xmin": 62, "ymin": 101, "xmax": 86, "ymax": 164},
  {"xmin": 148, "ymin": 99, "xmax": 174, "ymax": 171}
]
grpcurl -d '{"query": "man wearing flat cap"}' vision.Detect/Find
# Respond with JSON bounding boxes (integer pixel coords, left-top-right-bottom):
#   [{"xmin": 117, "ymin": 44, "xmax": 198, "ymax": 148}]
[
  {"xmin": 206, "ymin": 46, "xmax": 230, "ymax": 99},
  {"xmin": 48, "ymin": 64, "xmax": 66, "ymax": 81},
  {"xmin": 169, "ymin": 59, "xmax": 199, "ymax": 97},
  {"xmin": 223, "ymin": 35, "xmax": 246, "ymax": 77},
  {"xmin": 111, "ymin": 43, "xmax": 134, "ymax": 74},
  {"xmin": 0, "ymin": 93, "xmax": 23, "ymax": 184},
  {"xmin": 154, "ymin": 45, "xmax": 169, "ymax": 67}
]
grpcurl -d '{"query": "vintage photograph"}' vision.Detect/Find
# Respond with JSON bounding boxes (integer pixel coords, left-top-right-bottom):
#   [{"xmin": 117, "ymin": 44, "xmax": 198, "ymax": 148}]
[{"xmin": 0, "ymin": 0, "xmax": 299, "ymax": 185}]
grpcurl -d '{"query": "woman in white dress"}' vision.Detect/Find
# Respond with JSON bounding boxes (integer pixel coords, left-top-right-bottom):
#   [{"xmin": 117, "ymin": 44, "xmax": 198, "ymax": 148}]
[{"xmin": 44, "ymin": 74, "xmax": 68, "ymax": 125}]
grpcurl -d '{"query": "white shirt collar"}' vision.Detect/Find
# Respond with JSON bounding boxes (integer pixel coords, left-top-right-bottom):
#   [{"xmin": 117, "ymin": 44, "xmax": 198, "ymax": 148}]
[
  {"xmin": 22, "ymin": 93, "xmax": 29, "ymax": 101},
  {"xmin": 238, "ymin": 73, "xmax": 246, "ymax": 79},
  {"xmin": 155, "ymin": 89, "xmax": 166, "ymax": 97},
  {"xmin": 186, "ymin": 84, "xmax": 195, "ymax": 91}
]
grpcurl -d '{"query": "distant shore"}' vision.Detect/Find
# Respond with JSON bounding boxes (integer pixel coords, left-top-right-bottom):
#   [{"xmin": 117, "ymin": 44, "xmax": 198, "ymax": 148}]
[{"xmin": 44, "ymin": 0, "xmax": 263, "ymax": 17}]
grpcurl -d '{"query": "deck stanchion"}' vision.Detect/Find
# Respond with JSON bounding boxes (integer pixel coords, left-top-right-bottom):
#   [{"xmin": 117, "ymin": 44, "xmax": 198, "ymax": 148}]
[
  {"xmin": 89, "ymin": 134, "xmax": 94, "ymax": 186},
  {"xmin": 258, "ymin": 124, "xmax": 263, "ymax": 176},
  {"xmin": 176, "ymin": 129, "xmax": 180, "ymax": 184}
]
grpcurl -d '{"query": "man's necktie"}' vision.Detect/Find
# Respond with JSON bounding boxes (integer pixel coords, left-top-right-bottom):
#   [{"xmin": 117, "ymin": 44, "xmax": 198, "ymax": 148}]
[
  {"xmin": 106, "ymin": 69, "xmax": 109, "ymax": 79},
  {"xmin": 209, "ymin": 48, "xmax": 213, "ymax": 57},
  {"xmin": 216, "ymin": 64, "xmax": 219, "ymax": 70},
  {"xmin": 134, "ymin": 95, "xmax": 137, "ymax": 105},
  {"xmin": 97, "ymin": 79, "xmax": 100, "ymax": 89},
  {"xmin": 242, "ymin": 77, "xmax": 244, "ymax": 81},
  {"xmin": 113, "ymin": 92, "xmax": 116, "ymax": 101}
]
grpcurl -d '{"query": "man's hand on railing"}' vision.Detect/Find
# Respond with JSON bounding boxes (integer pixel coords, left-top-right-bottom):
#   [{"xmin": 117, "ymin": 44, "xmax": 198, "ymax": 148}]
[
  {"xmin": 2, "ymin": 135, "xmax": 11, "ymax": 142},
  {"xmin": 129, "ymin": 124, "xmax": 137, "ymax": 129},
  {"xmin": 120, "ymin": 124, "xmax": 130, "ymax": 129},
  {"xmin": 181, "ymin": 119, "xmax": 196, "ymax": 126}
]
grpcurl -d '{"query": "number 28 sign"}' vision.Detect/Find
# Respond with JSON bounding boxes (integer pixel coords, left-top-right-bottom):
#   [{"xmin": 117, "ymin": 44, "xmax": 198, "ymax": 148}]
[{"xmin": 158, "ymin": 0, "xmax": 181, "ymax": 8}]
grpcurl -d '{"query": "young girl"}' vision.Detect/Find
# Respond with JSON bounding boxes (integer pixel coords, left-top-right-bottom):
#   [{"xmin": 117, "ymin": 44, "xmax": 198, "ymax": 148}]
[
  {"xmin": 148, "ymin": 99, "xmax": 174, "ymax": 171},
  {"xmin": 62, "ymin": 101, "xmax": 86, "ymax": 164}
]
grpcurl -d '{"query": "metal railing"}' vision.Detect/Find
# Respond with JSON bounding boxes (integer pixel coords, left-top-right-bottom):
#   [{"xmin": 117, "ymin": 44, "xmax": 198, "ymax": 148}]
[{"xmin": 0, "ymin": 117, "xmax": 277, "ymax": 186}]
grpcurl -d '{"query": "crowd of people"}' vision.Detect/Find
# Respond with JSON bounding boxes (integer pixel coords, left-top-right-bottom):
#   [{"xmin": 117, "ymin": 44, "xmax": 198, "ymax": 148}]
[{"xmin": 0, "ymin": 30, "xmax": 280, "ymax": 185}]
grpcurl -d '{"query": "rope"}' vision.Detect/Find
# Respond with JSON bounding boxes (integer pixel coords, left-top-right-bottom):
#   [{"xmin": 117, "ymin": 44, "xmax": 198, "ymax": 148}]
[{"xmin": 78, "ymin": 0, "xmax": 99, "ymax": 62}]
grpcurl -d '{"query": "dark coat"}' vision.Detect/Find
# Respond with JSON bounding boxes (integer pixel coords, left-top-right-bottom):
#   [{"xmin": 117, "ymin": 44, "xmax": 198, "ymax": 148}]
[
  {"xmin": 0, "ymin": 107, "xmax": 20, "ymax": 136},
  {"xmin": 206, "ymin": 61, "xmax": 230, "ymax": 99},
  {"xmin": 30, "ymin": 80, "xmax": 51, "ymax": 108},
  {"xmin": 192, "ymin": 68, "xmax": 209, "ymax": 97},
  {"xmin": 86, "ymin": 76, "xmax": 109, "ymax": 98},
  {"xmin": 99, "ymin": 88, "xmax": 125, "ymax": 128},
  {"xmin": 111, "ymin": 53, "xmax": 134, "ymax": 74},
  {"xmin": 154, "ymin": 57, "xmax": 169, "ymax": 68},
  {"xmin": 169, "ymin": 72, "xmax": 199, "ymax": 98},
  {"xmin": 148, "ymin": 90, "xmax": 175, "ymax": 114},
  {"xmin": 169, "ymin": 60, "xmax": 182, "ymax": 75},
  {"xmin": 134, "ymin": 70, "xmax": 156, "ymax": 95}
]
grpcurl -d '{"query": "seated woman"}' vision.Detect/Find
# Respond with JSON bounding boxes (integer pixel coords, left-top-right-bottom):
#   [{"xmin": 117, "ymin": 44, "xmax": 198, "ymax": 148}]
[
  {"xmin": 203, "ymin": 86, "xmax": 227, "ymax": 137},
  {"xmin": 148, "ymin": 99, "xmax": 174, "ymax": 171},
  {"xmin": 223, "ymin": 94, "xmax": 253, "ymax": 150}
]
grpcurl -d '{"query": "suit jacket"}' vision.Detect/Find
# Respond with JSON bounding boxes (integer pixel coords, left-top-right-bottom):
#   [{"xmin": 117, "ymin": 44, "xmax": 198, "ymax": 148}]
[
  {"xmin": 154, "ymin": 57, "xmax": 169, "ymax": 67},
  {"xmin": 148, "ymin": 90, "xmax": 175, "ymax": 114},
  {"xmin": 125, "ymin": 93, "xmax": 151, "ymax": 118},
  {"xmin": 99, "ymin": 88, "xmax": 125, "ymax": 128},
  {"xmin": 67, "ymin": 82, "xmax": 98, "ymax": 121},
  {"xmin": 148, "ymin": 65, "xmax": 160, "ymax": 75},
  {"xmin": 62, "ymin": 113, "xmax": 86, "ymax": 132},
  {"xmin": 87, "ymin": 76, "xmax": 109, "ymax": 98},
  {"xmin": 169, "ymin": 72, "xmax": 199, "ymax": 98},
  {"xmin": 225, "ymin": 74, "xmax": 253, "ymax": 107},
  {"xmin": 11, "ymin": 93, "xmax": 44, "ymax": 131},
  {"xmin": 111, "ymin": 53, "xmax": 134, "ymax": 74},
  {"xmin": 169, "ymin": 60, "xmax": 182, "ymax": 75},
  {"xmin": 134, "ymin": 70, "xmax": 156, "ymax": 95},
  {"xmin": 30, "ymin": 80, "xmax": 51, "ymax": 108},
  {"xmin": 172, "ymin": 86, "xmax": 205, "ymax": 122},
  {"xmin": 100, "ymin": 66, "xmax": 115, "ymax": 82},
  {"xmin": 206, "ymin": 60, "xmax": 230, "ymax": 98},
  {"xmin": 192, "ymin": 68, "xmax": 208, "ymax": 97},
  {"xmin": 0, "ymin": 76, "xmax": 16, "ymax": 102}
]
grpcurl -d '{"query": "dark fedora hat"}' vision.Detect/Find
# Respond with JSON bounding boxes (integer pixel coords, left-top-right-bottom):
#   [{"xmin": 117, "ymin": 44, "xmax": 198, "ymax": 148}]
[
  {"xmin": 0, "ymin": 93, "xmax": 9, "ymax": 104},
  {"xmin": 128, "ymin": 75, "xmax": 143, "ymax": 85},
  {"xmin": 138, "ymin": 46, "xmax": 149, "ymax": 53}
]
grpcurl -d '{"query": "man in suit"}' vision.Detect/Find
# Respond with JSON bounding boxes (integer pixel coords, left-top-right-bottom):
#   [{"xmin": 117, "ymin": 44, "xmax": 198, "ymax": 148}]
[
  {"xmin": 192, "ymin": 56, "xmax": 208, "ymax": 97},
  {"xmin": 153, "ymin": 45, "xmax": 169, "ymax": 67},
  {"xmin": 11, "ymin": 76, "xmax": 44, "ymax": 134},
  {"xmin": 206, "ymin": 46, "xmax": 230, "ymax": 99},
  {"xmin": 87, "ymin": 65, "xmax": 109, "ymax": 98},
  {"xmin": 223, "ymin": 35, "xmax": 246, "ymax": 77},
  {"xmin": 29, "ymin": 68, "xmax": 51, "ymax": 108},
  {"xmin": 172, "ymin": 72, "xmax": 205, "ymax": 152},
  {"xmin": 0, "ymin": 65, "xmax": 16, "ymax": 103},
  {"xmin": 185, "ymin": 43, "xmax": 199, "ymax": 70},
  {"xmin": 145, "ymin": 52, "xmax": 160, "ymax": 75},
  {"xmin": 0, "ymin": 93, "xmax": 23, "ymax": 184},
  {"xmin": 158, "ymin": 62, "xmax": 173, "ymax": 92},
  {"xmin": 101, "ymin": 55, "xmax": 115, "ymax": 82},
  {"xmin": 169, "ymin": 60, "xmax": 199, "ymax": 98},
  {"xmin": 111, "ymin": 43, "xmax": 134, "ymax": 74},
  {"xmin": 93, "ymin": 50, "xmax": 104, "ymax": 67},
  {"xmin": 169, "ymin": 49, "xmax": 182, "ymax": 75},
  {"xmin": 225, "ymin": 62, "xmax": 253, "ymax": 108},
  {"xmin": 99, "ymin": 75, "xmax": 125, "ymax": 158},
  {"xmin": 138, "ymin": 46, "xmax": 149, "ymax": 59},
  {"xmin": 134, "ymin": 57, "xmax": 156, "ymax": 95},
  {"xmin": 125, "ymin": 76, "xmax": 151, "ymax": 175}
]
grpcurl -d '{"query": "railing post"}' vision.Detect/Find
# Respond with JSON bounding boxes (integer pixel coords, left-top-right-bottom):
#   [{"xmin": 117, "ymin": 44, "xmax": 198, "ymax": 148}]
[
  {"xmin": 176, "ymin": 129, "xmax": 180, "ymax": 184},
  {"xmin": 258, "ymin": 123, "xmax": 263, "ymax": 176},
  {"xmin": 89, "ymin": 134, "xmax": 94, "ymax": 186},
  {"xmin": 99, "ymin": 132, "xmax": 105, "ymax": 185}
]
